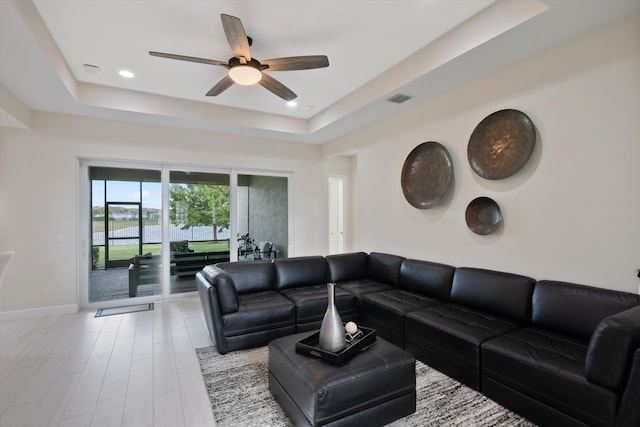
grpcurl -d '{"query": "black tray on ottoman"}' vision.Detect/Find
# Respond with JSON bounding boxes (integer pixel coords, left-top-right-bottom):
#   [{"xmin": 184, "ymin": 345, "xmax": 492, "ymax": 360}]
[{"xmin": 295, "ymin": 326, "xmax": 376, "ymax": 364}]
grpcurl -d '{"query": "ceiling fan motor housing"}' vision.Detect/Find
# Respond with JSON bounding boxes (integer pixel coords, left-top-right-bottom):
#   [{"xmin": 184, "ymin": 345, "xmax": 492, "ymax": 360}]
[{"xmin": 228, "ymin": 57, "xmax": 265, "ymax": 69}]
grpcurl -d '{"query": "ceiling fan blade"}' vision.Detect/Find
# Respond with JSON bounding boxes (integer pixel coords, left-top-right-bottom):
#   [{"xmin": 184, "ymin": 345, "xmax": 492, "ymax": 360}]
[
  {"xmin": 149, "ymin": 51, "xmax": 227, "ymax": 67},
  {"xmin": 262, "ymin": 55, "xmax": 329, "ymax": 71},
  {"xmin": 206, "ymin": 76, "xmax": 234, "ymax": 96},
  {"xmin": 258, "ymin": 73, "xmax": 297, "ymax": 101},
  {"xmin": 221, "ymin": 14, "xmax": 251, "ymax": 62}
]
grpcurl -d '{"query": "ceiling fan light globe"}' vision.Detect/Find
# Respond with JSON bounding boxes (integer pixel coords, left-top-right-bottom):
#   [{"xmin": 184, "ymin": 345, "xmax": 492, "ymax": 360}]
[{"xmin": 229, "ymin": 65, "xmax": 262, "ymax": 85}]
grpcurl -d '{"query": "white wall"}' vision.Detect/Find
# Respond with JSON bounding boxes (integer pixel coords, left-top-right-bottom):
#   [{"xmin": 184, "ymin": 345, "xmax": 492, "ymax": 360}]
[
  {"xmin": 327, "ymin": 13, "xmax": 640, "ymax": 293},
  {"xmin": 0, "ymin": 113, "xmax": 329, "ymax": 312},
  {"xmin": 2, "ymin": 13, "xmax": 639, "ymax": 314}
]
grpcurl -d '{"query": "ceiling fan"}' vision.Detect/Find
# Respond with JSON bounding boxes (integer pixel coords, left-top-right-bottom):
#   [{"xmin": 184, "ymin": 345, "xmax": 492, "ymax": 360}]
[{"xmin": 149, "ymin": 13, "xmax": 329, "ymax": 101}]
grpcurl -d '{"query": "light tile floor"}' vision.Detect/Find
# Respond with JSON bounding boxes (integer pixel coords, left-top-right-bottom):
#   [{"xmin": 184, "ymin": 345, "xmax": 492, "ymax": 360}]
[{"xmin": 0, "ymin": 296, "xmax": 216, "ymax": 427}]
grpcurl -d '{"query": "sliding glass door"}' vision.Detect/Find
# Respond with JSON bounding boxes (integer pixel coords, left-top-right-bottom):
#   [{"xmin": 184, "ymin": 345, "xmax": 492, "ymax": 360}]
[
  {"xmin": 168, "ymin": 171, "xmax": 231, "ymax": 294},
  {"xmin": 88, "ymin": 167, "xmax": 162, "ymax": 303},
  {"xmin": 80, "ymin": 160, "xmax": 290, "ymax": 308}
]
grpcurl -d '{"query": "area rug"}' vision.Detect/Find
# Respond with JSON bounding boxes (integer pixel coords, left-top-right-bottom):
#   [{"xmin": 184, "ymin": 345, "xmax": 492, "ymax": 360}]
[{"xmin": 196, "ymin": 345, "xmax": 536, "ymax": 427}]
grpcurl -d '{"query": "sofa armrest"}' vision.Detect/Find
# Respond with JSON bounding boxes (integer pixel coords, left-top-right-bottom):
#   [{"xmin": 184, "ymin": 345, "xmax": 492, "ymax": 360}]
[
  {"xmin": 586, "ymin": 305, "xmax": 640, "ymax": 390},
  {"xmin": 615, "ymin": 348, "xmax": 640, "ymax": 427},
  {"xmin": 197, "ymin": 271, "xmax": 228, "ymax": 353},
  {"xmin": 201, "ymin": 265, "xmax": 239, "ymax": 314}
]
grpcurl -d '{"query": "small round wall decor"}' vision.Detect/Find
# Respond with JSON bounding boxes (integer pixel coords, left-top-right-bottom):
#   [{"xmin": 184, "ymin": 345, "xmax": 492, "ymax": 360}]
[
  {"xmin": 401, "ymin": 142, "xmax": 453, "ymax": 209},
  {"xmin": 465, "ymin": 197, "xmax": 502, "ymax": 235},
  {"xmin": 467, "ymin": 109, "xmax": 536, "ymax": 180}
]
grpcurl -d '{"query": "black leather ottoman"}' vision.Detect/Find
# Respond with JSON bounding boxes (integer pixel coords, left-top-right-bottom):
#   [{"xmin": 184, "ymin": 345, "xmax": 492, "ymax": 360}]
[{"xmin": 268, "ymin": 332, "xmax": 416, "ymax": 426}]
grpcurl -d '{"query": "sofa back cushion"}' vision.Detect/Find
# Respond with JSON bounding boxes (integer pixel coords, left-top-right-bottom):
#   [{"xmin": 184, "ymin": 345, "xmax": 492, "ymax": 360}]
[
  {"xmin": 326, "ymin": 252, "xmax": 368, "ymax": 282},
  {"xmin": 532, "ymin": 280, "xmax": 640, "ymax": 341},
  {"xmin": 450, "ymin": 267, "xmax": 535, "ymax": 323},
  {"xmin": 274, "ymin": 256, "xmax": 328, "ymax": 290},
  {"xmin": 368, "ymin": 252, "xmax": 405, "ymax": 286},
  {"xmin": 399, "ymin": 259, "xmax": 455, "ymax": 301},
  {"xmin": 216, "ymin": 260, "xmax": 276, "ymax": 294}
]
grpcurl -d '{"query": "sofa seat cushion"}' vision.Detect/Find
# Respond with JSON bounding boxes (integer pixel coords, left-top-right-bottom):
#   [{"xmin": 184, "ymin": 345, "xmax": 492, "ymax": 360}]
[
  {"xmin": 337, "ymin": 279, "xmax": 393, "ymax": 297},
  {"xmin": 406, "ymin": 303, "xmax": 521, "ymax": 349},
  {"xmin": 359, "ymin": 289, "xmax": 441, "ymax": 348},
  {"xmin": 482, "ymin": 328, "xmax": 618, "ymax": 426},
  {"xmin": 222, "ymin": 290, "xmax": 294, "ymax": 337},
  {"xmin": 360, "ymin": 289, "xmax": 440, "ymax": 317},
  {"xmin": 405, "ymin": 304, "xmax": 520, "ymax": 389},
  {"xmin": 280, "ymin": 284, "xmax": 357, "ymax": 327}
]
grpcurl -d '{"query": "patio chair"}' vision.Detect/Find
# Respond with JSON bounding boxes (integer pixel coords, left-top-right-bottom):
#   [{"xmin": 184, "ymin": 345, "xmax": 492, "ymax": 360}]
[
  {"xmin": 169, "ymin": 240, "xmax": 194, "ymax": 253},
  {"xmin": 255, "ymin": 241, "xmax": 276, "ymax": 260},
  {"xmin": 128, "ymin": 253, "xmax": 160, "ymax": 297}
]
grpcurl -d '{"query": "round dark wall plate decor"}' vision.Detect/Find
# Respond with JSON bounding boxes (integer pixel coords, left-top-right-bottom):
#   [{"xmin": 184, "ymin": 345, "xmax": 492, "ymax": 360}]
[
  {"xmin": 401, "ymin": 142, "xmax": 454, "ymax": 209},
  {"xmin": 467, "ymin": 109, "xmax": 536, "ymax": 180},
  {"xmin": 465, "ymin": 197, "xmax": 502, "ymax": 235}
]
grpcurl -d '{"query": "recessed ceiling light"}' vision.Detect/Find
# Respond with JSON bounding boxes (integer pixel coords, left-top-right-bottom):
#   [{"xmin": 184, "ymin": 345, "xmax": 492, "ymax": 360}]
[
  {"xmin": 119, "ymin": 69, "xmax": 135, "ymax": 79},
  {"xmin": 304, "ymin": 105, "xmax": 314, "ymax": 111},
  {"xmin": 286, "ymin": 101, "xmax": 298, "ymax": 107}
]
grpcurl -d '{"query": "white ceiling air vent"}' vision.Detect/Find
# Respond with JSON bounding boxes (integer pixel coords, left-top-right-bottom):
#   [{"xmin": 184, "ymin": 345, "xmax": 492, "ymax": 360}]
[{"xmin": 386, "ymin": 94, "xmax": 411, "ymax": 104}]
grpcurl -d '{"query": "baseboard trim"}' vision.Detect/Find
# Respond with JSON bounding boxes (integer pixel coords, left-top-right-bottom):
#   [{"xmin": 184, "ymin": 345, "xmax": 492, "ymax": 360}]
[{"xmin": 0, "ymin": 304, "xmax": 78, "ymax": 321}]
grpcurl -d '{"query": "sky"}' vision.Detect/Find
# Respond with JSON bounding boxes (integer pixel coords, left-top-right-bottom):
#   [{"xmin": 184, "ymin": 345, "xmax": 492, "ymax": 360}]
[{"xmin": 92, "ymin": 180, "xmax": 162, "ymax": 209}]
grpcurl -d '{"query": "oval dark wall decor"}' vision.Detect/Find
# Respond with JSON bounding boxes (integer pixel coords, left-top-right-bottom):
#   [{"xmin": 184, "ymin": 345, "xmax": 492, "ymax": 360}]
[
  {"xmin": 401, "ymin": 142, "xmax": 454, "ymax": 209},
  {"xmin": 465, "ymin": 197, "xmax": 502, "ymax": 235},
  {"xmin": 467, "ymin": 109, "xmax": 536, "ymax": 180}
]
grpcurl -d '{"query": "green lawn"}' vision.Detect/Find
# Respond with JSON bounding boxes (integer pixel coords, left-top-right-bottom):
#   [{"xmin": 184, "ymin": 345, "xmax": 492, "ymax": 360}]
[{"xmin": 92, "ymin": 240, "xmax": 230, "ymax": 268}]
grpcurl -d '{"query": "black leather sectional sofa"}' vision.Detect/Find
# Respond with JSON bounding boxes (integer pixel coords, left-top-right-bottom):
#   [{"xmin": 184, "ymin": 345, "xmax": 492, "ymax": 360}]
[{"xmin": 196, "ymin": 252, "xmax": 640, "ymax": 427}]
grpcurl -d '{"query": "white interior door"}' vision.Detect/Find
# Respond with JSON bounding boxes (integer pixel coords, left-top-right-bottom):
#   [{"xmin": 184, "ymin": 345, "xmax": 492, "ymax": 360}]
[{"xmin": 329, "ymin": 176, "xmax": 344, "ymax": 254}]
